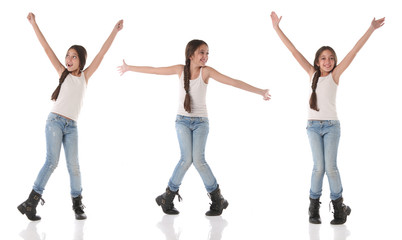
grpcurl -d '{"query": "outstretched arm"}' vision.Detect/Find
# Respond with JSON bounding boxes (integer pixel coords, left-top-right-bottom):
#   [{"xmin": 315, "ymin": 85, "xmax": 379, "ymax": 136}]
[
  {"xmin": 270, "ymin": 11, "xmax": 315, "ymax": 78},
  {"xmin": 333, "ymin": 17, "xmax": 385, "ymax": 83},
  {"xmin": 84, "ymin": 20, "xmax": 124, "ymax": 81},
  {"xmin": 118, "ymin": 60, "xmax": 183, "ymax": 76},
  {"xmin": 27, "ymin": 12, "xmax": 64, "ymax": 77},
  {"xmin": 205, "ymin": 67, "xmax": 271, "ymax": 100}
]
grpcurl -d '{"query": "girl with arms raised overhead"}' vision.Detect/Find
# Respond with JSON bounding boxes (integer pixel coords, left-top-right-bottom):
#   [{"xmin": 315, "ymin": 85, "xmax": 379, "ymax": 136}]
[
  {"xmin": 18, "ymin": 12, "xmax": 123, "ymax": 221},
  {"xmin": 271, "ymin": 11, "xmax": 384, "ymax": 225}
]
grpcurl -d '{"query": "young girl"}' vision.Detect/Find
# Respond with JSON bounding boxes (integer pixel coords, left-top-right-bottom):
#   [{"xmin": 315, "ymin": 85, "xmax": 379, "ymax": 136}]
[
  {"xmin": 18, "ymin": 13, "xmax": 123, "ymax": 221},
  {"xmin": 118, "ymin": 39, "xmax": 271, "ymax": 216},
  {"xmin": 270, "ymin": 11, "xmax": 384, "ymax": 224}
]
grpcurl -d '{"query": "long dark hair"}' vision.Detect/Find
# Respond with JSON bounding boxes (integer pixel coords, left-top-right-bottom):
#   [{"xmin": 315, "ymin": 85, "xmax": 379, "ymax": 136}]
[
  {"xmin": 51, "ymin": 45, "xmax": 87, "ymax": 101},
  {"xmin": 309, "ymin": 46, "xmax": 337, "ymax": 111},
  {"xmin": 183, "ymin": 39, "xmax": 208, "ymax": 113}
]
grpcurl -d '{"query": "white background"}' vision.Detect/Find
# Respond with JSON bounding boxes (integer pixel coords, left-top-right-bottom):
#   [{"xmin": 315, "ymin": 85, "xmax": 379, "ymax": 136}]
[{"xmin": 1, "ymin": 0, "xmax": 401, "ymax": 239}]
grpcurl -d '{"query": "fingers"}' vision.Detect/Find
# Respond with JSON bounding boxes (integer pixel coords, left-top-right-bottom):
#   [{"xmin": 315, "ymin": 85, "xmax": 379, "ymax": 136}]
[
  {"xmin": 372, "ymin": 17, "xmax": 385, "ymax": 29},
  {"xmin": 27, "ymin": 12, "xmax": 35, "ymax": 21},
  {"xmin": 116, "ymin": 19, "xmax": 124, "ymax": 30},
  {"xmin": 263, "ymin": 89, "xmax": 271, "ymax": 100}
]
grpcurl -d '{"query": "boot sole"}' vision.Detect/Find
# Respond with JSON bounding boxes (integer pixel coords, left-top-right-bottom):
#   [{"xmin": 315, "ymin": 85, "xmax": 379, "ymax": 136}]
[
  {"xmin": 17, "ymin": 204, "xmax": 41, "ymax": 221},
  {"xmin": 205, "ymin": 201, "xmax": 229, "ymax": 216},
  {"xmin": 155, "ymin": 196, "xmax": 179, "ymax": 215}
]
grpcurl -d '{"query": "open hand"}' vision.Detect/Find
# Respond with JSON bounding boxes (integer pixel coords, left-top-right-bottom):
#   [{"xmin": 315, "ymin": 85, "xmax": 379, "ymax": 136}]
[
  {"xmin": 117, "ymin": 60, "xmax": 129, "ymax": 76},
  {"xmin": 371, "ymin": 17, "xmax": 385, "ymax": 30},
  {"xmin": 270, "ymin": 11, "xmax": 282, "ymax": 29}
]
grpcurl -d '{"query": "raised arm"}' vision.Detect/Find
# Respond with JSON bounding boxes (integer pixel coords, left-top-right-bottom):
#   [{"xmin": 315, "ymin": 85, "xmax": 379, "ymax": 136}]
[
  {"xmin": 332, "ymin": 17, "xmax": 385, "ymax": 83},
  {"xmin": 204, "ymin": 67, "xmax": 271, "ymax": 100},
  {"xmin": 84, "ymin": 20, "xmax": 124, "ymax": 81},
  {"xmin": 27, "ymin": 12, "xmax": 64, "ymax": 77},
  {"xmin": 118, "ymin": 60, "xmax": 183, "ymax": 76},
  {"xmin": 270, "ymin": 11, "xmax": 315, "ymax": 77}
]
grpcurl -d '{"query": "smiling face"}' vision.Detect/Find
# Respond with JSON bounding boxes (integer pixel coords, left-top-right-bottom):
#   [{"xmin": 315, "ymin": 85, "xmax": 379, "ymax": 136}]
[
  {"xmin": 65, "ymin": 48, "xmax": 80, "ymax": 73},
  {"xmin": 314, "ymin": 46, "xmax": 338, "ymax": 76},
  {"xmin": 190, "ymin": 44, "xmax": 209, "ymax": 67},
  {"xmin": 316, "ymin": 49, "xmax": 335, "ymax": 74}
]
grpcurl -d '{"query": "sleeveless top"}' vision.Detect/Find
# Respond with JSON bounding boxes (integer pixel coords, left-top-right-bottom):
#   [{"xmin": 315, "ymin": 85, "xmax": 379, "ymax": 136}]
[
  {"xmin": 307, "ymin": 72, "xmax": 338, "ymax": 120},
  {"xmin": 177, "ymin": 68, "xmax": 208, "ymax": 117},
  {"xmin": 51, "ymin": 73, "xmax": 87, "ymax": 121}
]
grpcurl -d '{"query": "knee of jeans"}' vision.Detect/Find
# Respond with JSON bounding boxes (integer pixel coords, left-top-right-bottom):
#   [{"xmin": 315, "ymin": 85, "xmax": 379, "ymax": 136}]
[
  {"xmin": 179, "ymin": 156, "xmax": 193, "ymax": 168},
  {"xmin": 325, "ymin": 168, "xmax": 339, "ymax": 177},
  {"xmin": 68, "ymin": 164, "xmax": 81, "ymax": 176},
  {"xmin": 45, "ymin": 163, "xmax": 58, "ymax": 173},
  {"xmin": 193, "ymin": 157, "xmax": 207, "ymax": 169},
  {"xmin": 313, "ymin": 164, "xmax": 324, "ymax": 173}
]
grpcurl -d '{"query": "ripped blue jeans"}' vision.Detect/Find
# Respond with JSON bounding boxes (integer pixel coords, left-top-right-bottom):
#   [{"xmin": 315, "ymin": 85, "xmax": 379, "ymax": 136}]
[
  {"xmin": 33, "ymin": 112, "xmax": 82, "ymax": 197},
  {"xmin": 307, "ymin": 120, "xmax": 343, "ymax": 200},
  {"xmin": 168, "ymin": 115, "xmax": 218, "ymax": 193}
]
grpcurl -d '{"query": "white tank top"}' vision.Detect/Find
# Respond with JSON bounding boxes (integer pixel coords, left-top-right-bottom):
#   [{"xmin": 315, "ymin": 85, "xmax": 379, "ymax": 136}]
[
  {"xmin": 177, "ymin": 67, "xmax": 208, "ymax": 117},
  {"xmin": 307, "ymin": 72, "xmax": 338, "ymax": 120},
  {"xmin": 51, "ymin": 73, "xmax": 87, "ymax": 121}
]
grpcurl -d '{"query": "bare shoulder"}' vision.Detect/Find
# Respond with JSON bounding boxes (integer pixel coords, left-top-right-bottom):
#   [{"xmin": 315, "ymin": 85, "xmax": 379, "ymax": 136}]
[
  {"xmin": 202, "ymin": 66, "xmax": 214, "ymax": 76},
  {"xmin": 202, "ymin": 66, "xmax": 218, "ymax": 84}
]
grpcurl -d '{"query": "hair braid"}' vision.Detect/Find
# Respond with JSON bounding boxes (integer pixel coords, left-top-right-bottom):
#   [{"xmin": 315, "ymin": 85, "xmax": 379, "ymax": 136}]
[
  {"xmin": 51, "ymin": 68, "xmax": 70, "ymax": 101},
  {"xmin": 183, "ymin": 58, "xmax": 191, "ymax": 113},
  {"xmin": 183, "ymin": 39, "xmax": 208, "ymax": 113},
  {"xmin": 309, "ymin": 68, "xmax": 320, "ymax": 111}
]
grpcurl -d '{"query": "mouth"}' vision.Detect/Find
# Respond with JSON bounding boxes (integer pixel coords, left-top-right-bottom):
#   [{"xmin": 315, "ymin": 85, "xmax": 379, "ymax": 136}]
[{"xmin": 66, "ymin": 63, "xmax": 73, "ymax": 68}]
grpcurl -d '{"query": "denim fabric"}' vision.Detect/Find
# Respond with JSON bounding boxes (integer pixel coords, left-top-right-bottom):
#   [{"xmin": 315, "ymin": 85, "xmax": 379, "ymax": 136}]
[
  {"xmin": 168, "ymin": 115, "xmax": 218, "ymax": 193},
  {"xmin": 33, "ymin": 113, "xmax": 82, "ymax": 197},
  {"xmin": 307, "ymin": 120, "xmax": 343, "ymax": 200}
]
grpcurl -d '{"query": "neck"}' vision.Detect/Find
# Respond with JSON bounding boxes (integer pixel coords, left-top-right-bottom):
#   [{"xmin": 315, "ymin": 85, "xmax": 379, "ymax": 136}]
[
  {"xmin": 70, "ymin": 69, "xmax": 81, "ymax": 77},
  {"xmin": 321, "ymin": 72, "xmax": 329, "ymax": 77},
  {"xmin": 190, "ymin": 63, "xmax": 200, "ymax": 72}
]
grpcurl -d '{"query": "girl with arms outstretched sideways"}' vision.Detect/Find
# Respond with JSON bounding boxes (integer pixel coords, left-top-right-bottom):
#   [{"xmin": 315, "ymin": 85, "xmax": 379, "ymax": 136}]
[
  {"xmin": 270, "ymin": 11, "xmax": 384, "ymax": 225},
  {"xmin": 118, "ymin": 39, "xmax": 271, "ymax": 216},
  {"xmin": 18, "ymin": 13, "xmax": 123, "ymax": 221}
]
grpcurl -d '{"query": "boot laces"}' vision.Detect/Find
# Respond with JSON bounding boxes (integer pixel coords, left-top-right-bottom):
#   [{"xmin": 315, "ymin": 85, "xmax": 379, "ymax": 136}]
[
  {"xmin": 39, "ymin": 198, "xmax": 45, "ymax": 206},
  {"xmin": 175, "ymin": 192, "xmax": 182, "ymax": 202}
]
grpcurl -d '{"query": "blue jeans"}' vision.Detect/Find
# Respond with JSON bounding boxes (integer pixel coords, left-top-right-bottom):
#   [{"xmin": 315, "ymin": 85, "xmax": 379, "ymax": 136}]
[
  {"xmin": 33, "ymin": 113, "xmax": 83, "ymax": 197},
  {"xmin": 307, "ymin": 120, "xmax": 343, "ymax": 200},
  {"xmin": 168, "ymin": 115, "xmax": 218, "ymax": 193}
]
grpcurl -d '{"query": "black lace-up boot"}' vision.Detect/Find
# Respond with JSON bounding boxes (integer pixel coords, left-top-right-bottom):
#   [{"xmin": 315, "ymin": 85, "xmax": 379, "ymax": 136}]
[
  {"xmin": 308, "ymin": 197, "xmax": 321, "ymax": 224},
  {"xmin": 18, "ymin": 190, "xmax": 45, "ymax": 221},
  {"xmin": 330, "ymin": 197, "xmax": 351, "ymax": 225},
  {"xmin": 156, "ymin": 187, "xmax": 182, "ymax": 215},
  {"xmin": 205, "ymin": 185, "xmax": 228, "ymax": 216},
  {"xmin": 72, "ymin": 195, "xmax": 87, "ymax": 220}
]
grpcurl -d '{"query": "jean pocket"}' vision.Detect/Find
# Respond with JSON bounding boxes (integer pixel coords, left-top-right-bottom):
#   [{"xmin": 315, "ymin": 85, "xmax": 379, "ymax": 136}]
[
  {"xmin": 175, "ymin": 115, "xmax": 184, "ymax": 122},
  {"xmin": 47, "ymin": 114, "xmax": 58, "ymax": 122},
  {"xmin": 306, "ymin": 121, "xmax": 313, "ymax": 129},
  {"xmin": 200, "ymin": 117, "xmax": 209, "ymax": 123}
]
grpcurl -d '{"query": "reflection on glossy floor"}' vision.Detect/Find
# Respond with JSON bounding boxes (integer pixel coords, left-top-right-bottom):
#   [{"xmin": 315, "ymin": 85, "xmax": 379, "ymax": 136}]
[{"xmin": 4, "ymin": 187, "xmax": 402, "ymax": 240}]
